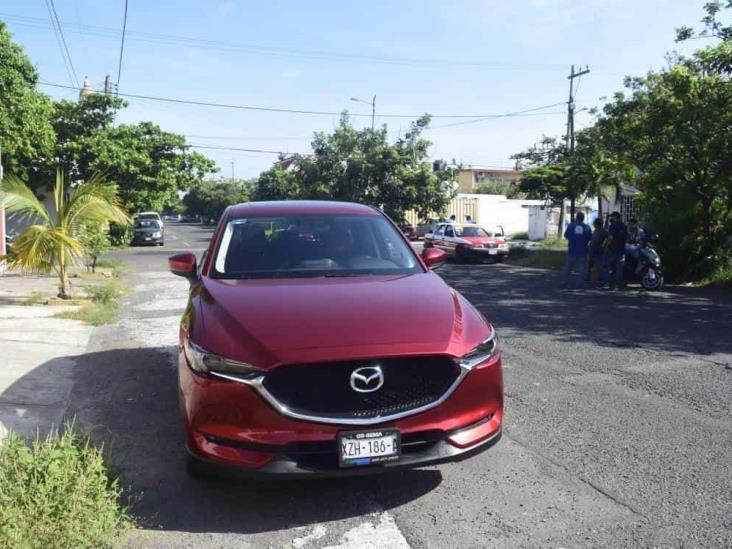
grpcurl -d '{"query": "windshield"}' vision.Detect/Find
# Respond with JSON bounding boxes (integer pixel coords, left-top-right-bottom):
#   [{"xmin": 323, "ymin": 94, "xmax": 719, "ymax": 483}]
[
  {"xmin": 455, "ymin": 226, "xmax": 489, "ymax": 237},
  {"xmin": 135, "ymin": 220, "xmax": 161, "ymax": 229},
  {"xmin": 213, "ymin": 214, "xmax": 422, "ymax": 279}
]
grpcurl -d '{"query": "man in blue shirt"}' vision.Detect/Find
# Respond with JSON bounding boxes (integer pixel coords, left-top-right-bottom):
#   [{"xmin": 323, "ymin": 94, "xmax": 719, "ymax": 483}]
[
  {"xmin": 561, "ymin": 211, "xmax": 592, "ymax": 288},
  {"xmin": 604, "ymin": 211, "xmax": 628, "ymax": 289}
]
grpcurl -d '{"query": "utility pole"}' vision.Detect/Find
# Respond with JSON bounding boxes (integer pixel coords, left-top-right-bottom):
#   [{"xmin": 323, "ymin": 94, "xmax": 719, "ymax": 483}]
[
  {"xmin": 0, "ymin": 144, "xmax": 5, "ymax": 270},
  {"xmin": 370, "ymin": 95, "xmax": 376, "ymax": 130},
  {"xmin": 566, "ymin": 64, "xmax": 589, "ymax": 220},
  {"xmin": 231, "ymin": 161, "xmax": 235, "ymax": 182},
  {"xmin": 104, "ymin": 74, "xmax": 112, "ymax": 95}
]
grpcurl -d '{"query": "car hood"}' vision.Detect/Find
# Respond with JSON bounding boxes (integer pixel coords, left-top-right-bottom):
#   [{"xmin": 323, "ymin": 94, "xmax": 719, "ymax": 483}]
[
  {"xmin": 461, "ymin": 236, "xmax": 505, "ymax": 246},
  {"xmin": 192, "ymin": 273, "xmax": 489, "ymax": 368}
]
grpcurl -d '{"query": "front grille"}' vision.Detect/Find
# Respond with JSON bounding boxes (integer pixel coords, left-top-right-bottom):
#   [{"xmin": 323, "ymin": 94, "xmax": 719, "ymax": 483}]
[{"xmin": 262, "ymin": 356, "xmax": 461, "ymax": 420}]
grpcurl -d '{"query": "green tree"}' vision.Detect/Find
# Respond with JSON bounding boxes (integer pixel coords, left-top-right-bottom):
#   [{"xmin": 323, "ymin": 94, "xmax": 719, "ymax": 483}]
[
  {"xmin": 0, "ymin": 169, "xmax": 130, "ymax": 298},
  {"xmin": 73, "ymin": 121, "xmax": 217, "ymax": 212},
  {"xmin": 183, "ymin": 178, "xmax": 252, "ymax": 222},
  {"xmin": 78, "ymin": 223, "xmax": 111, "ymax": 273},
  {"xmin": 474, "ymin": 180, "xmax": 522, "ymax": 198},
  {"xmin": 0, "ymin": 22, "xmax": 55, "ymax": 177},
  {"xmin": 253, "ymin": 114, "xmax": 450, "ymax": 222}
]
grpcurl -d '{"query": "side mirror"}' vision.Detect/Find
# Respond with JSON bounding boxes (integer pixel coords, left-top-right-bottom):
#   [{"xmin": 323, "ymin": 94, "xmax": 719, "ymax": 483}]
[
  {"xmin": 169, "ymin": 252, "xmax": 198, "ymax": 280},
  {"xmin": 422, "ymin": 247, "xmax": 447, "ymax": 270}
]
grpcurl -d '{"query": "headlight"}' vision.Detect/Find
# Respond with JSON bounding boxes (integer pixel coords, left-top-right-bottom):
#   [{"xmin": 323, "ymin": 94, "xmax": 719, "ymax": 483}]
[
  {"xmin": 183, "ymin": 338, "xmax": 263, "ymax": 378},
  {"xmin": 153, "ymin": 231, "xmax": 162, "ymax": 238},
  {"xmin": 457, "ymin": 326, "xmax": 498, "ymax": 369}
]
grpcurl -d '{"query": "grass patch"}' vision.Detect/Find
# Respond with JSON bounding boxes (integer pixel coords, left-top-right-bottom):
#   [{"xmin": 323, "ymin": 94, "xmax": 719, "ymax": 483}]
[
  {"xmin": 535, "ymin": 237, "xmax": 565, "ymax": 249},
  {"xmin": 95, "ymin": 257, "xmax": 131, "ymax": 278},
  {"xmin": 506, "ymin": 246, "xmax": 566, "ymax": 270},
  {"xmin": 55, "ymin": 279, "xmax": 128, "ymax": 326},
  {"xmin": 509, "ymin": 232, "xmax": 529, "ymax": 240},
  {"xmin": 20, "ymin": 291, "xmax": 46, "ymax": 306},
  {"xmin": 0, "ymin": 426, "xmax": 132, "ymax": 548}
]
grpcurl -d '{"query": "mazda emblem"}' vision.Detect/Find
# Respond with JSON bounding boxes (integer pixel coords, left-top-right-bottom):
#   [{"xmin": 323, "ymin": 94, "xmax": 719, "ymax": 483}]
[{"xmin": 350, "ymin": 366, "xmax": 384, "ymax": 393}]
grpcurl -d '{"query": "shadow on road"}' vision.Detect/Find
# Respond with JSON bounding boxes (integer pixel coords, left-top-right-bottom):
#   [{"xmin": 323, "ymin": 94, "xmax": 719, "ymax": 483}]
[
  {"xmin": 440, "ymin": 263, "xmax": 732, "ymax": 356},
  {"xmin": 1, "ymin": 345, "xmax": 442, "ymax": 535}
]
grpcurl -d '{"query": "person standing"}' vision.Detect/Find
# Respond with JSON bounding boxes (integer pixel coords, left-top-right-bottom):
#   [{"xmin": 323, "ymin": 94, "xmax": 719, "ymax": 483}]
[
  {"xmin": 465, "ymin": 215, "xmax": 476, "ymax": 224},
  {"xmin": 561, "ymin": 212, "xmax": 592, "ymax": 288},
  {"xmin": 604, "ymin": 212, "xmax": 628, "ymax": 289},
  {"xmin": 588, "ymin": 217, "xmax": 608, "ymax": 283}
]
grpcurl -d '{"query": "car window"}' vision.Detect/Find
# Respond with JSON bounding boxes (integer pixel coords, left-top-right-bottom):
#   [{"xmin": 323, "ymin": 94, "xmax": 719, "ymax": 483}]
[
  {"xmin": 435, "ymin": 225, "xmax": 445, "ymax": 236},
  {"xmin": 213, "ymin": 214, "xmax": 423, "ymax": 279},
  {"xmin": 456, "ymin": 226, "xmax": 489, "ymax": 237},
  {"xmin": 135, "ymin": 220, "xmax": 161, "ymax": 229},
  {"xmin": 445, "ymin": 226, "xmax": 455, "ymax": 237}
]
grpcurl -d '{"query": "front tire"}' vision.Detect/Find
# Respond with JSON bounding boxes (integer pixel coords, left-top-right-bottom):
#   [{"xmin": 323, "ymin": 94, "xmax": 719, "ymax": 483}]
[
  {"xmin": 641, "ymin": 268, "xmax": 664, "ymax": 290},
  {"xmin": 186, "ymin": 454, "xmax": 208, "ymax": 478}
]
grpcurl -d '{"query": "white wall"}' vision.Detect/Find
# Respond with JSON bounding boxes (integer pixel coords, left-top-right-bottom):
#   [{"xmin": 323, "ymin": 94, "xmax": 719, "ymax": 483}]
[{"xmin": 458, "ymin": 194, "xmax": 544, "ymax": 235}]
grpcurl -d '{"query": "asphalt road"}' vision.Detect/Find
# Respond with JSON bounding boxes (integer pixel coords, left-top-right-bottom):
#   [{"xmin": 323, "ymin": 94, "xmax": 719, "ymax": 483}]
[{"xmin": 63, "ymin": 222, "xmax": 732, "ymax": 548}]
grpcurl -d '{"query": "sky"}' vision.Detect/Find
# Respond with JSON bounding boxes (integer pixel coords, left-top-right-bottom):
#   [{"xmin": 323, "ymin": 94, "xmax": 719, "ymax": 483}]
[{"xmin": 0, "ymin": 0, "xmax": 710, "ymax": 179}]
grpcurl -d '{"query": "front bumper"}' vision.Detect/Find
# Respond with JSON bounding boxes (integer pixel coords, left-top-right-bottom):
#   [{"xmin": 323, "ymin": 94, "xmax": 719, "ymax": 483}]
[
  {"xmin": 179, "ymin": 352, "xmax": 503, "ymax": 477},
  {"xmin": 132, "ymin": 233, "xmax": 163, "ymax": 245},
  {"xmin": 460, "ymin": 247, "xmax": 509, "ymax": 261}
]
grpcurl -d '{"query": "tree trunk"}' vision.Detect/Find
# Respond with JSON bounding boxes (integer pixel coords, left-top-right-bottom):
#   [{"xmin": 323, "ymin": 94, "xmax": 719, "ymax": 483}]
[
  {"xmin": 92, "ymin": 255, "xmax": 97, "ymax": 273},
  {"xmin": 570, "ymin": 195, "xmax": 576, "ymax": 220},
  {"xmin": 57, "ymin": 248, "xmax": 71, "ymax": 299},
  {"xmin": 597, "ymin": 193, "xmax": 604, "ymax": 225},
  {"xmin": 557, "ymin": 199, "xmax": 565, "ymax": 237}
]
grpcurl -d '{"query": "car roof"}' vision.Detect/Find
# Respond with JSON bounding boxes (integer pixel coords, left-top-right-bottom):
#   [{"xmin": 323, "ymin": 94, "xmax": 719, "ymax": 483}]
[{"xmin": 227, "ymin": 201, "xmax": 381, "ymax": 218}]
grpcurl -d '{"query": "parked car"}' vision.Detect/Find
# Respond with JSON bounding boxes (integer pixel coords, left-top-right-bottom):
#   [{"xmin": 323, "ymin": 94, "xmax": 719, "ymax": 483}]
[
  {"xmin": 424, "ymin": 223, "xmax": 509, "ymax": 263},
  {"xmin": 169, "ymin": 201, "xmax": 503, "ymax": 478},
  {"xmin": 399, "ymin": 224, "xmax": 417, "ymax": 240},
  {"xmin": 416, "ymin": 217, "xmax": 442, "ymax": 239},
  {"xmin": 135, "ymin": 211, "xmax": 163, "ymax": 224},
  {"xmin": 132, "ymin": 218, "xmax": 164, "ymax": 246}
]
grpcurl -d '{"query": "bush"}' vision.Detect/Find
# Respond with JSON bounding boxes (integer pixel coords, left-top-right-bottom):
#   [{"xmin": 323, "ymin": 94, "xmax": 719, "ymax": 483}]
[
  {"xmin": 0, "ymin": 428, "xmax": 132, "ymax": 548},
  {"xmin": 85, "ymin": 279, "xmax": 126, "ymax": 304},
  {"xmin": 77, "ymin": 224, "xmax": 111, "ymax": 273},
  {"xmin": 107, "ymin": 224, "xmax": 133, "ymax": 247}
]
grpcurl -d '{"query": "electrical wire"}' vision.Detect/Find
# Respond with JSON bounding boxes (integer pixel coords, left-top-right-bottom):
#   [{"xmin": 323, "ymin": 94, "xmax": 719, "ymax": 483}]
[
  {"xmin": 42, "ymin": 0, "xmax": 79, "ymax": 88},
  {"xmin": 188, "ymin": 143, "xmax": 297, "ymax": 155},
  {"xmin": 116, "ymin": 0, "xmax": 129, "ymax": 91},
  {"xmin": 1, "ymin": 12, "xmax": 566, "ymax": 70},
  {"xmin": 38, "ymin": 82, "xmax": 566, "ymax": 120}
]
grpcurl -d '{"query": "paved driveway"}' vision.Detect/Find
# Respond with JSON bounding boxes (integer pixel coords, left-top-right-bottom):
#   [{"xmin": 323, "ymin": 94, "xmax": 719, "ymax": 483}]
[{"xmin": 48, "ymin": 223, "xmax": 732, "ymax": 547}]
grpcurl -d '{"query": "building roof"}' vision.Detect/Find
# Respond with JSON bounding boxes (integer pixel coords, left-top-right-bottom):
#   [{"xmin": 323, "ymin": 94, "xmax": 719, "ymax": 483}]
[{"xmin": 227, "ymin": 200, "xmax": 380, "ymax": 218}]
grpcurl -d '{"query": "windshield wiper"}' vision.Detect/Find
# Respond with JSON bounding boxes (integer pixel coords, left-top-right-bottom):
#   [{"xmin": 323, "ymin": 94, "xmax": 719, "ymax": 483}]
[{"xmin": 322, "ymin": 272, "xmax": 376, "ymax": 278}]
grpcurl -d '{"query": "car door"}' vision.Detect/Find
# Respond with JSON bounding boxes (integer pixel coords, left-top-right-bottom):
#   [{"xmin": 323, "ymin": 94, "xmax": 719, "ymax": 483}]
[
  {"xmin": 442, "ymin": 224, "xmax": 457, "ymax": 255},
  {"xmin": 430, "ymin": 224, "xmax": 447, "ymax": 251}
]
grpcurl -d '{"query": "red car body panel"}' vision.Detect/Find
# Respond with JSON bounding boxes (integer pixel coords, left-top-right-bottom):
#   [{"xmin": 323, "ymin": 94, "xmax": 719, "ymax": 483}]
[
  {"xmin": 175, "ymin": 201, "xmax": 504, "ymax": 477},
  {"xmin": 460, "ymin": 235, "xmax": 507, "ymax": 248}
]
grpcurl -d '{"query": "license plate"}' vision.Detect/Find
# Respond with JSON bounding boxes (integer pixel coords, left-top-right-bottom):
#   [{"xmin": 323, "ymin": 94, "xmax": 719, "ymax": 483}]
[
  {"xmin": 488, "ymin": 249, "xmax": 498, "ymax": 255},
  {"xmin": 338, "ymin": 429, "xmax": 401, "ymax": 468}
]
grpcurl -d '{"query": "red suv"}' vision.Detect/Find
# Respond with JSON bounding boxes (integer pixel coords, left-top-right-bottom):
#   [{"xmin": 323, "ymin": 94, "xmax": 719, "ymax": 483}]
[{"xmin": 169, "ymin": 201, "xmax": 503, "ymax": 477}]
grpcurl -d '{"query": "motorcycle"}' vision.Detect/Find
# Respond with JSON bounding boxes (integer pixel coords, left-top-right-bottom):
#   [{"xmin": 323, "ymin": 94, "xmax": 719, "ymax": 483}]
[{"xmin": 622, "ymin": 234, "xmax": 664, "ymax": 290}]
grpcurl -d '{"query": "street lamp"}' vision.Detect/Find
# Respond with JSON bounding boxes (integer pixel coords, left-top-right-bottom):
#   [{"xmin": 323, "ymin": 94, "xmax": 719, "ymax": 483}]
[{"xmin": 350, "ymin": 95, "xmax": 376, "ymax": 130}]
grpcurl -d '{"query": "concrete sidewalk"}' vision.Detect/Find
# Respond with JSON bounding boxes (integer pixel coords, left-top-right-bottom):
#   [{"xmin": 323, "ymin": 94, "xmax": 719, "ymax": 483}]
[{"xmin": 0, "ymin": 282, "xmax": 93, "ymax": 440}]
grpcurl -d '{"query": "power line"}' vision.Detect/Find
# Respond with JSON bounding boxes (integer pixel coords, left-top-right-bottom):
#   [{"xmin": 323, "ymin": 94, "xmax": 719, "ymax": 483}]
[
  {"xmin": 45, "ymin": 0, "xmax": 80, "ymax": 88},
  {"xmin": 42, "ymin": 0, "xmax": 79, "ymax": 88},
  {"xmin": 38, "ymin": 82, "xmax": 566, "ymax": 120},
  {"xmin": 428, "ymin": 105, "xmax": 566, "ymax": 129},
  {"xmin": 115, "ymin": 0, "xmax": 129, "ymax": 91},
  {"xmin": 188, "ymin": 143, "xmax": 297, "ymax": 155},
  {"xmin": 1, "ymin": 12, "xmax": 567, "ymax": 71}
]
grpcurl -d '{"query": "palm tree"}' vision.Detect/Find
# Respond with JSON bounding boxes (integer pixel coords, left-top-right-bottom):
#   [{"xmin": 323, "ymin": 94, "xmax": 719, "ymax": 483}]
[{"xmin": 0, "ymin": 169, "xmax": 130, "ymax": 298}]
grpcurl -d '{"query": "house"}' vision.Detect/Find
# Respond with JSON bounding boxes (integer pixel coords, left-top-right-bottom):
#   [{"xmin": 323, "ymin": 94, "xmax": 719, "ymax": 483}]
[{"xmin": 456, "ymin": 167, "xmax": 523, "ymax": 193}]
